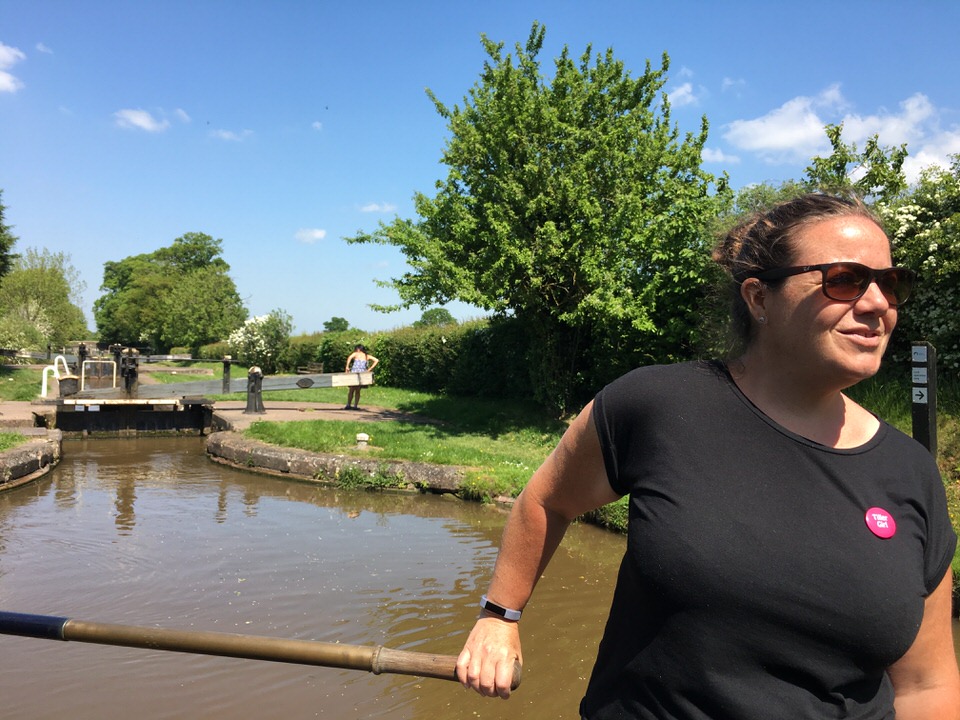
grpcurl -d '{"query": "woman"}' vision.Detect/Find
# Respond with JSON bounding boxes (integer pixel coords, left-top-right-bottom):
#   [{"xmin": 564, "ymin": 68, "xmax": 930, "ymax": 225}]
[
  {"xmin": 456, "ymin": 194, "xmax": 960, "ymax": 718},
  {"xmin": 344, "ymin": 344, "xmax": 378, "ymax": 410}
]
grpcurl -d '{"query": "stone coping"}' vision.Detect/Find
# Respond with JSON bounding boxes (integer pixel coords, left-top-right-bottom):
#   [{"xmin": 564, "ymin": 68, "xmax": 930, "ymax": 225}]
[
  {"xmin": 205, "ymin": 431, "xmax": 466, "ymax": 494},
  {"xmin": 0, "ymin": 429, "xmax": 62, "ymax": 492}
]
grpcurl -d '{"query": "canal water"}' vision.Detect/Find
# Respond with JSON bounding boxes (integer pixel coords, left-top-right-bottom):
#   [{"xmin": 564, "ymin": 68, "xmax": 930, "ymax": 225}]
[
  {"xmin": 2, "ymin": 438, "xmax": 959, "ymax": 718},
  {"xmin": 0, "ymin": 437, "xmax": 625, "ymax": 719}
]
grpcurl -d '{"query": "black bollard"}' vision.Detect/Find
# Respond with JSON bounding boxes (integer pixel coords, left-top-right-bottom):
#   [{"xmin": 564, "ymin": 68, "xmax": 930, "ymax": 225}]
[
  {"xmin": 222, "ymin": 356, "xmax": 232, "ymax": 394},
  {"xmin": 121, "ymin": 348, "xmax": 139, "ymax": 396},
  {"xmin": 244, "ymin": 366, "xmax": 265, "ymax": 414},
  {"xmin": 76, "ymin": 343, "xmax": 88, "ymax": 375}
]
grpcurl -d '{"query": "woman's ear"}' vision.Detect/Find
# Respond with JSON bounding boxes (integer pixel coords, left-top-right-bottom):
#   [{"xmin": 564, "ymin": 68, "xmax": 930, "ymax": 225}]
[{"xmin": 740, "ymin": 279, "xmax": 768, "ymax": 324}]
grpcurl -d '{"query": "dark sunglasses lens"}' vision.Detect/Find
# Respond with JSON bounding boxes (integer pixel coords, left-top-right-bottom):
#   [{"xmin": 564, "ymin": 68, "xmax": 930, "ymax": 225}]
[
  {"xmin": 879, "ymin": 269, "xmax": 913, "ymax": 305},
  {"xmin": 823, "ymin": 264, "xmax": 912, "ymax": 305},
  {"xmin": 823, "ymin": 264, "xmax": 868, "ymax": 301}
]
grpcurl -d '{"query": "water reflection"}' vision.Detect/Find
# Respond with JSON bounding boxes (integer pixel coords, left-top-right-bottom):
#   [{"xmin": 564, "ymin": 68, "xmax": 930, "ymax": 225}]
[{"xmin": 0, "ymin": 437, "xmax": 624, "ymax": 719}]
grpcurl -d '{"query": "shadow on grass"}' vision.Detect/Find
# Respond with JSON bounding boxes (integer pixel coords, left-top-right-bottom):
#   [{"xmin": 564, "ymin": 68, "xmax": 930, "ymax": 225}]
[{"xmin": 392, "ymin": 394, "xmax": 569, "ymax": 438}]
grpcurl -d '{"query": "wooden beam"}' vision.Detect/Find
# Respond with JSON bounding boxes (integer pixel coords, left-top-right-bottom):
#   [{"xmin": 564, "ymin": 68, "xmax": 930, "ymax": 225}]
[{"xmin": 71, "ymin": 372, "xmax": 374, "ymax": 400}]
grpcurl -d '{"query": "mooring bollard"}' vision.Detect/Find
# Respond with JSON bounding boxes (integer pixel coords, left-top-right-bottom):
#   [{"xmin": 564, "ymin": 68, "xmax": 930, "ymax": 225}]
[
  {"xmin": 222, "ymin": 355, "xmax": 232, "ymax": 394},
  {"xmin": 120, "ymin": 348, "xmax": 139, "ymax": 395},
  {"xmin": 244, "ymin": 366, "xmax": 265, "ymax": 415},
  {"xmin": 76, "ymin": 343, "xmax": 88, "ymax": 375}
]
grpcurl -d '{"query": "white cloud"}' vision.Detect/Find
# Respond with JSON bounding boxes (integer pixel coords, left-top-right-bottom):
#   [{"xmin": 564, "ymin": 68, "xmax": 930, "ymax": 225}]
[
  {"xmin": 175, "ymin": 108, "xmax": 191, "ymax": 123},
  {"xmin": 360, "ymin": 202, "xmax": 397, "ymax": 213},
  {"xmin": 0, "ymin": 42, "xmax": 26, "ymax": 93},
  {"xmin": 210, "ymin": 128, "xmax": 253, "ymax": 141},
  {"xmin": 295, "ymin": 228, "xmax": 327, "ymax": 244},
  {"xmin": 311, "ymin": 121, "xmax": 323, "ymax": 131},
  {"xmin": 721, "ymin": 77, "xmax": 746, "ymax": 94},
  {"xmin": 114, "ymin": 108, "xmax": 170, "ymax": 132},
  {"xmin": 902, "ymin": 129, "xmax": 960, "ymax": 183},
  {"xmin": 722, "ymin": 84, "xmax": 846, "ymax": 162},
  {"xmin": 669, "ymin": 82, "xmax": 698, "ymax": 108},
  {"xmin": 840, "ymin": 93, "xmax": 935, "ymax": 147},
  {"xmin": 702, "ymin": 147, "xmax": 740, "ymax": 164},
  {"xmin": 35, "ymin": 42, "xmax": 53, "ymax": 54},
  {"xmin": 722, "ymin": 85, "xmax": 960, "ymax": 183}
]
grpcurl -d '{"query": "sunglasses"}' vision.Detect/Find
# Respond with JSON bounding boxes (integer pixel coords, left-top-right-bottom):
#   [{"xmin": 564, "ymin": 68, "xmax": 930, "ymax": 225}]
[{"xmin": 753, "ymin": 262, "xmax": 916, "ymax": 307}]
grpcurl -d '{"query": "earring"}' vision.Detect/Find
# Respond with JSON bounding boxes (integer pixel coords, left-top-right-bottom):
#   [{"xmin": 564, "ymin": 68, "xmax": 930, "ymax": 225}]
[{"xmin": 758, "ymin": 315, "xmax": 767, "ymax": 324}]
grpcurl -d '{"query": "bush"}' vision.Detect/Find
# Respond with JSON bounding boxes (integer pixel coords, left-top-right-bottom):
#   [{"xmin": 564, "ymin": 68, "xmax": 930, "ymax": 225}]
[
  {"xmin": 881, "ymin": 158, "xmax": 960, "ymax": 371},
  {"xmin": 316, "ymin": 331, "xmax": 378, "ymax": 374},
  {"xmin": 197, "ymin": 341, "xmax": 231, "ymax": 360},
  {"xmin": 282, "ymin": 333, "xmax": 324, "ymax": 372},
  {"xmin": 227, "ymin": 310, "xmax": 293, "ymax": 374}
]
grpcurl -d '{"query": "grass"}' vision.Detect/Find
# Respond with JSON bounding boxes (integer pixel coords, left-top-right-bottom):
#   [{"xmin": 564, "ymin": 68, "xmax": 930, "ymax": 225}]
[
  {"xmin": 246, "ymin": 415, "xmax": 558, "ymax": 500},
  {"xmin": 0, "ymin": 365, "xmax": 51, "ymax": 401},
  {"xmin": 0, "ymin": 432, "xmax": 25, "ymax": 451}
]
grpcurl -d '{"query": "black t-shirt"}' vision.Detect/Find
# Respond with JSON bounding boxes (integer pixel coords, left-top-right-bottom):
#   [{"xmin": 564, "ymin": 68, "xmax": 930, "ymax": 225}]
[{"xmin": 581, "ymin": 361, "xmax": 956, "ymax": 720}]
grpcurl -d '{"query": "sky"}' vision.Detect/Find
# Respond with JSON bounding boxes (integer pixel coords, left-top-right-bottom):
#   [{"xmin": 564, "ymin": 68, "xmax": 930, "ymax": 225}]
[{"xmin": 1, "ymin": 1, "xmax": 959, "ymax": 335}]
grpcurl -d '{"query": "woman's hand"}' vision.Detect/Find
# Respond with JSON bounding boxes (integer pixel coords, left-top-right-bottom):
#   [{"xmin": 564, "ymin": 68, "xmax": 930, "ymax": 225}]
[{"xmin": 456, "ymin": 616, "xmax": 523, "ymax": 699}]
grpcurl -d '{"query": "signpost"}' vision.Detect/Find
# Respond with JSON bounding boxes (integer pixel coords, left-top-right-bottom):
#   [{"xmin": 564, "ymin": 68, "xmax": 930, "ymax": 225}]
[{"xmin": 911, "ymin": 341, "xmax": 937, "ymax": 456}]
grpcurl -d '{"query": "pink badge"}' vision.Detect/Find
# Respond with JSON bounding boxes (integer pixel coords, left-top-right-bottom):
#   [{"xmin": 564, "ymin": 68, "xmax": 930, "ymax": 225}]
[{"xmin": 865, "ymin": 507, "xmax": 896, "ymax": 539}]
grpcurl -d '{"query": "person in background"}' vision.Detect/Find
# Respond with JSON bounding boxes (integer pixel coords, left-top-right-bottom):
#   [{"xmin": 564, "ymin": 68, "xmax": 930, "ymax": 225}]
[
  {"xmin": 344, "ymin": 344, "xmax": 378, "ymax": 410},
  {"xmin": 456, "ymin": 193, "xmax": 960, "ymax": 719}
]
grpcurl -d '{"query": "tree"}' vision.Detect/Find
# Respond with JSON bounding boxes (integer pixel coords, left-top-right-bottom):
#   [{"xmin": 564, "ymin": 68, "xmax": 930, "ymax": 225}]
[
  {"xmin": 804, "ymin": 123, "xmax": 908, "ymax": 203},
  {"xmin": 323, "ymin": 316, "xmax": 349, "ymax": 333},
  {"xmin": 0, "ymin": 248, "xmax": 88, "ymax": 350},
  {"xmin": 0, "ymin": 190, "xmax": 20, "ymax": 281},
  {"xmin": 414, "ymin": 308, "xmax": 456, "ymax": 328},
  {"xmin": 93, "ymin": 232, "xmax": 246, "ymax": 353},
  {"xmin": 346, "ymin": 23, "xmax": 727, "ymax": 412}
]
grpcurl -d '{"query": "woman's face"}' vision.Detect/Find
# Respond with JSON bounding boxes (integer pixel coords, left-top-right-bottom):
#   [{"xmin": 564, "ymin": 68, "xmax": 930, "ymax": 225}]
[{"xmin": 758, "ymin": 214, "xmax": 898, "ymax": 390}]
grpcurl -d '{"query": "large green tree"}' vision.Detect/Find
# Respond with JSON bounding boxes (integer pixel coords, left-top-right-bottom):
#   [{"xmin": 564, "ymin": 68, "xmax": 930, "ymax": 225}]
[
  {"xmin": 94, "ymin": 232, "xmax": 247, "ymax": 353},
  {"xmin": 347, "ymin": 23, "xmax": 727, "ymax": 411},
  {"xmin": 0, "ymin": 248, "xmax": 87, "ymax": 350}
]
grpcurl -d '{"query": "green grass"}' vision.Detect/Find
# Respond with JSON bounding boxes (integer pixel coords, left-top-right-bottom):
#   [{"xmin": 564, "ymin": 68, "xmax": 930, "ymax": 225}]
[
  {"xmin": 0, "ymin": 365, "xmax": 47, "ymax": 401},
  {"xmin": 244, "ymin": 387, "xmax": 566, "ymax": 500},
  {"xmin": 247, "ymin": 416, "xmax": 558, "ymax": 499},
  {"xmin": 0, "ymin": 432, "xmax": 25, "ymax": 451}
]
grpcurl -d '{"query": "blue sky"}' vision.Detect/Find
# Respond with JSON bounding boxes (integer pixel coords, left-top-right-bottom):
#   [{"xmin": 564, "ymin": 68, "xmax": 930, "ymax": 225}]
[{"xmin": 1, "ymin": 1, "xmax": 959, "ymax": 335}]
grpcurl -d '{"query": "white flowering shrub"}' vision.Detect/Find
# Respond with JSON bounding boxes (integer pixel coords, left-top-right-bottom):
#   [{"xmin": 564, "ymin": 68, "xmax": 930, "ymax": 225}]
[
  {"xmin": 227, "ymin": 309, "xmax": 293, "ymax": 374},
  {"xmin": 878, "ymin": 157, "xmax": 960, "ymax": 370},
  {"xmin": 0, "ymin": 301, "xmax": 55, "ymax": 353}
]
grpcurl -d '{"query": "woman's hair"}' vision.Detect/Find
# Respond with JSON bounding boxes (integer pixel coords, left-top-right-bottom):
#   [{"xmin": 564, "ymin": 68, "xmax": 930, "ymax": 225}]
[{"xmin": 711, "ymin": 192, "xmax": 885, "ymax": 351}]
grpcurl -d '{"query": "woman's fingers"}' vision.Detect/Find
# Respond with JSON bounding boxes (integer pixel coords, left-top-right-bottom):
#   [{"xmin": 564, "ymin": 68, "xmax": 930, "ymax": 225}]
[{"xmin": 456, "ymin": 618, "xmax": 522, "ymax": 699}]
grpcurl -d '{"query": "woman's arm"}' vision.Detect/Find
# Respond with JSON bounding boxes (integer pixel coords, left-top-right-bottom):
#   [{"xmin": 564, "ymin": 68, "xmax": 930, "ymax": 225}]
[
  {"xmin": 455, "ymin": 401, "xmax": 620, "ymax": 699},
  {"xmin": 345, "ymin": 352, "xmax": 356, "ymax": 372},
  {"xmin": 366, "ymin": 354, "xmax": 379, "ymax": 370},
  {"xmin": 888, "ymin": 569, "xmax": 960, "ymax": 719}
]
